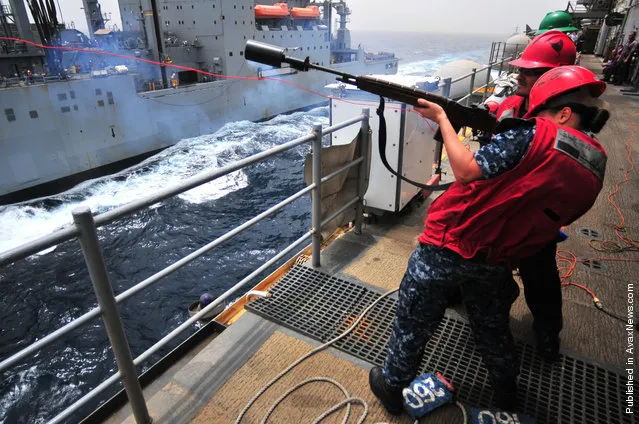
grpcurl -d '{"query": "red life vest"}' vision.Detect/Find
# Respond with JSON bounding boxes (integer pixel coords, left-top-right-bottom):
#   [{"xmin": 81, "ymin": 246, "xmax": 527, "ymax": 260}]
[
  {"xmin": 418, "ymin": 117, "xmax": 606, "ymax": 264},
  {"xmin": 496, "ymin": 95, "xmax": 525, "ymax": 120}
]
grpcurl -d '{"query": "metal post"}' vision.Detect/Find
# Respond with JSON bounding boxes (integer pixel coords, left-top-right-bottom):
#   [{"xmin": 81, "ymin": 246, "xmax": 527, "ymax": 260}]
[
  {"xmin": 311, "ymin": 124, "xmax": 323, "ymax": 267},
  {"xmin": 489, "ymin": 42, "xmax": 495, "ymax": 64},
  {"xmin": 498, "ymin": 58, "xmax": 505, "ymax": 79},
  {"xmin": 72, "ymin": 207, "xmax": 151, "ymax": 424},
  {"xmin": 482, "ymin": 64, "xmax": 492, "ymax": 102},
  {"xmin": 442, "ymin": 77, "xmax": 452, "ymax": 98},
  {"xmin": 466, "ymin": 68, "xmax": 476, "ymax": 106},
  {"xmin": 434, "ymin": 138, "xmax": 444, "ymax": 175},
  {"xmin": 354, "ymin": 109, "xmax": 370, "ymax": 235}
]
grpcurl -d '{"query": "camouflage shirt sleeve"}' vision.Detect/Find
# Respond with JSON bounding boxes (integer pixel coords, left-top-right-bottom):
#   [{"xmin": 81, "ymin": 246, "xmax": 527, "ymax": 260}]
[{"xmin": 474, "ymin": 123, "xmax": 536, "ymax": 179}]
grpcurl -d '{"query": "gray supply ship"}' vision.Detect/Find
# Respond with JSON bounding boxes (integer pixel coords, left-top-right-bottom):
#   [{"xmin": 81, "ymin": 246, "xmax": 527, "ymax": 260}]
[{"xmin": 0, "ymin": 0, "xmax": 398, "ymax": 204}]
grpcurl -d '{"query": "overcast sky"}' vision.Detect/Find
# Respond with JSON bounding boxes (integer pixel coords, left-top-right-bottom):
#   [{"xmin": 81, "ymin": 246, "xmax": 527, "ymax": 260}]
[{"xmin": 20, "ymin": 0, "xmax": 569, "ymax": 35}]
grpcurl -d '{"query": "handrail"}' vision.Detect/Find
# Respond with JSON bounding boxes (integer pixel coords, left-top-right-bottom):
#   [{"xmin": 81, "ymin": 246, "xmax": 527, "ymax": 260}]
[{"xmin": 0, "ymin": 109, "xmax": 371, "ymax": 424}]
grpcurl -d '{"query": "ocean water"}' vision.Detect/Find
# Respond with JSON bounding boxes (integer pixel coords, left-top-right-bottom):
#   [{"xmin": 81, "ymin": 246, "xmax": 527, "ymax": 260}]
[{"xmin": 0, "ymin": 31, "xmax": 508, "ymax": 423}]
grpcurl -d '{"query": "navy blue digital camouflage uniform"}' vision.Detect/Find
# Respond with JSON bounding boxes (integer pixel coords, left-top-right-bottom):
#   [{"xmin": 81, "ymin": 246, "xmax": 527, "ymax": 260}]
[{"xmin": 382, "ymin": 123, "xmax": 537, "ymax": 389}]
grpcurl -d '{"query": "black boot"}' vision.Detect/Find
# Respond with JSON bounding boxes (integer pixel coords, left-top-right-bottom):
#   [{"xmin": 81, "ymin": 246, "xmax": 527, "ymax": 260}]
[
  {"xmin": 536, "ymin": 332, "xmax": 560, "ymax": 362},
  {"xmin": 492, "ymin": 379, "xmax": 518, "ymax": 411},
  {"xmin": 369, "ymin": 366, "xmax": 404, "ymax": 415}
]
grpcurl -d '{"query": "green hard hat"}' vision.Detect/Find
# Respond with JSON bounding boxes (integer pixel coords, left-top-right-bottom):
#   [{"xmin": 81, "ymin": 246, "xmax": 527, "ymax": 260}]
[{"xmin": 535, "ymin": 10, "xmax": 579, "ymax": 35}]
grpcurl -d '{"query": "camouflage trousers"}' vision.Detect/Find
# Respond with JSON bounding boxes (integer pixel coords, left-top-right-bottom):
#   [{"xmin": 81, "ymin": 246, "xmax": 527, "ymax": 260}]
[{"xmin": 382, "ymin": 243, "xmax": 520, "ymax": 388}]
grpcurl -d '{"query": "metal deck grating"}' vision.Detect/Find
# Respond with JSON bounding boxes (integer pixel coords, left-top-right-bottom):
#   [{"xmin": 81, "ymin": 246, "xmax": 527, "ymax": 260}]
[{"xmin": 246, "ymin": 265, "xmax": 634, "ymax": 424}]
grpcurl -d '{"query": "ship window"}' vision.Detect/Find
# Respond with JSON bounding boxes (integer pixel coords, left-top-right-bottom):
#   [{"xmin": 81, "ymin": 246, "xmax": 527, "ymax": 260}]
[
  {"xmin": 213, "ymin": 4, "xmax": 215, "ymax": 8},
  {"xmin": 229, "ymin": 52, "xmax": 233, "ymax": 56},
  {"xmin": 193, "ymin": 20, "xmax": 196, "ymax": 24},
  {"xmin": 98, "ymin": 100, "xmax": 105, "ymax": 107},
  {"xmin": 95, "ymin": 88, "xmax": 102, "ymax": 95},
  {"xmin": 107, "ymin": 91, "xmax": 113, "ymax": 98},
  {"xmin": 108, "ymin": 98, "xmax": 114, "ymax": 105},
  {"xmin": 5, "ymin": 108, "xmax": 16, "ymax": 121},
  {"xmin": 57, "ymin": 93, "xmax": 67, "ymax": 101},
  {"xmin": 70, "ymin": 90, "xmax": 76, "ymax": 99},
  {"xmin": 29, "ymin": 110, "xmax": 38, "ymax": 119},
  {"xmin": 214, "ymin": 20, "xmax": 217, "ymax": 24},
  {"xmin": 240, "ymin": 51, "xmax": 243, "ymax": 56},
  {"xmin": 192, "ymin": 5, "xmax": 194, "ymax": 8},
  {"xmin": 234, "ymin": 5, "xmax": 236, "ymax": 8},
  {"xmin": 235, "ymin": 21, "xmax": 237, "ymax": 25},
  {"xmin": 242, "ymin": 6, "xmax": 245, "ymax": 9},
  {"xmin": 73, "ymin": 105, "xmax": 78, "ymax": 111},
  {"xmin": 61, "ymin": 106, "xmax": 71, "ymax": 113}
]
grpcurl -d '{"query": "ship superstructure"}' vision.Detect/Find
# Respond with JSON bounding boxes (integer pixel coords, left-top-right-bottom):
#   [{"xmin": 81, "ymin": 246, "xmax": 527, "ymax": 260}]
[{"xmin": 0, "ymin": 0, "xmax": 398, "ymax": 204}]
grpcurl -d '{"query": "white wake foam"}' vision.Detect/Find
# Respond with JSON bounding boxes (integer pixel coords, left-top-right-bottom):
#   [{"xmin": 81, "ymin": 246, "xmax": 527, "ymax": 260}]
[{"xmin": 0, "ymin": 107, "xmax": 329, "ymax": 256}]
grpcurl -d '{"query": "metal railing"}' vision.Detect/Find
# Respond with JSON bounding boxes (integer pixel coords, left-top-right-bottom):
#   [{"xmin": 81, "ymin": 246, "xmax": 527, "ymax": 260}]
[
  {"xmin": 0, "ymin": 110, "xmax": 371, "ymax": 424},
  {"xmin": 439, "ymin": 52, "xmax": 520, "ymax": 106}
]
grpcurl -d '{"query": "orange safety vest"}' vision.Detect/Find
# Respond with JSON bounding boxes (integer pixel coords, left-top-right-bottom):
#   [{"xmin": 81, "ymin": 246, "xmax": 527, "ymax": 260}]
[{"xmin": 418, "ymin": 117, "xmax": 606, "ymax": 264}]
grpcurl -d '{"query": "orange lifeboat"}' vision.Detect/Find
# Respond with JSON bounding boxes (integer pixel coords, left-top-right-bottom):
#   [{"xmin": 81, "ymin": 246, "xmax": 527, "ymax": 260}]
[
  {"xmin": 255, "ymin": 3, "xmax": 290, "ymax": 19},
  {"xmin": 291, "ymin": 6, "xmax": 320, "ymax": 19}
]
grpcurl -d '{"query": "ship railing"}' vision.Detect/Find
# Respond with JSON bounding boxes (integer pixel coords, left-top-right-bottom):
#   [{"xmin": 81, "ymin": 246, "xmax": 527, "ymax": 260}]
[
  {"xmin": 441, "ymin": 49, "xmax": 523, "ymax": 105},
  {"xmin": 0, "ymin": 74, "xmax": 73, "ymax": 88},
  {"xmin": 0, "ymin": 110, "xmax": 372, "ymax": 424}
]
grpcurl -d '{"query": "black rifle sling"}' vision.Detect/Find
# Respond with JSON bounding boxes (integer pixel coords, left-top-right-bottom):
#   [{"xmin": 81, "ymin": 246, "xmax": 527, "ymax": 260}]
[{"xmin": 376, "ymin": 97, "xmax": 452, "ymax": 192}]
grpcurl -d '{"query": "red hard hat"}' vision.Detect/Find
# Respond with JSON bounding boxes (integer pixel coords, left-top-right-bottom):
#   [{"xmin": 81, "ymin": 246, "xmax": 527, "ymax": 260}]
[
  {"xmin": 510, "ymin": 30, "xmax": 576, "ymax": 69},
  {"xmin": 524, "ymin": 66, "xmax": 606, "ymax": 118}
]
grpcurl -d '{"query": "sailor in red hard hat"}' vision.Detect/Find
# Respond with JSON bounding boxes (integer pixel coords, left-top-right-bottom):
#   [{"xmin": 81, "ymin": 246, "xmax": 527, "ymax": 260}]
[
  {"xmin": 370, "ymin": 66, "xmax": 609, "ymax": 415},
  {"xmin": 488, "ymin": 30, "xmax": 579, "ymax": 363},
  {"xmin": 497, "ymin": 30, "xmax": 577, "ymax": 120}
]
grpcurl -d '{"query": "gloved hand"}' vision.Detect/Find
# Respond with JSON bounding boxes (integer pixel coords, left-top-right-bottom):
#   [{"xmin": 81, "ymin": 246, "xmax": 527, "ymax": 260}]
[
  {"xmin": 469, "ymin": 407, "xmax": 536, "ymax": 424},
  {"xmin": 402, "ymin": 372, "xmax": 454, "ymax": 419}
]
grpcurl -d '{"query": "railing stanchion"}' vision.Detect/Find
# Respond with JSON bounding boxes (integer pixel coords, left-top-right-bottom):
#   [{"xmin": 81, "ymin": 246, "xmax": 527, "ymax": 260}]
[
  {"xmin": 311, "ymin": 123, "xmax": 323, "ymax": 267},
  {"xmin": 482, "ymin": 63, "xmax": 493, "ymax": 102},
  {"xmin": 442, "ymin": 77, "xmax": 452, "ymax": 98},
  {"xmin": 72, "ymin": 207, "xmax": 151, "ymax": 424},
  {"xmin": 466, "ymin": 68, "xmax": 477, "ymax": 106},
  {"xmin": 354, "ymin": 109, "xmax": 370, "ymax": 235}
]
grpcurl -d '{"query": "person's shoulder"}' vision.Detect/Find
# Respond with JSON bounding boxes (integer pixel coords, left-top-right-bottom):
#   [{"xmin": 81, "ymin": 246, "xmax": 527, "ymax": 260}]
[{"xmin": 493, "ymin": 117, "xmax": 535, "ymax": 135}]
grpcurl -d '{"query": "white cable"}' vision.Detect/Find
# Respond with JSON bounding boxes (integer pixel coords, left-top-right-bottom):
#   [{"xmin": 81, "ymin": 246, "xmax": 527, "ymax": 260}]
[
  {"xmin": 235, "ymin": 287, "xmax": 399, "ymax": 424},
  {"xmin": 456, "ymin": 400, "xmax": 468, "ymax": 424}
]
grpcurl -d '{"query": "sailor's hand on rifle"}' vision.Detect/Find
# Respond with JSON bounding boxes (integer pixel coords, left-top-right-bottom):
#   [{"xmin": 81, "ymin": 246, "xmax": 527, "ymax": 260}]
[{"xmin": 414, "ymin": 99, "xmax": 447, "ymax": 124}]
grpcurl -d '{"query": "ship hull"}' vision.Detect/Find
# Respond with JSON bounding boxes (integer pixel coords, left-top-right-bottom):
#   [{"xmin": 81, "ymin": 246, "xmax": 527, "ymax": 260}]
[{"xmin": 0, "ymin": 57, "xmax": 396, "ymax": 203}]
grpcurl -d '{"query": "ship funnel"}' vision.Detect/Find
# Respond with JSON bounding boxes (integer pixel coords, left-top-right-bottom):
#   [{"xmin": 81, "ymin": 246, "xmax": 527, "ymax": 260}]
[{"xmin": 245, "ymin": 40, "xmax": 310, "ymax": 71}]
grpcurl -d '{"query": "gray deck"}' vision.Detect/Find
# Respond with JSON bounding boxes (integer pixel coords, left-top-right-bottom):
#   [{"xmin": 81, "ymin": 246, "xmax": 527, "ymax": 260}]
[{"xmin": 107, "ymin": 55, "xmax": 638, "ymax": 423}]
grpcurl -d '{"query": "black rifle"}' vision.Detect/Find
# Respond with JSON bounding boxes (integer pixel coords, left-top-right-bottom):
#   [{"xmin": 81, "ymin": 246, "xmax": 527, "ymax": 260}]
[{"xmin": 245, "ymin": 40, "xmax": 498, "ymax": 191}]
